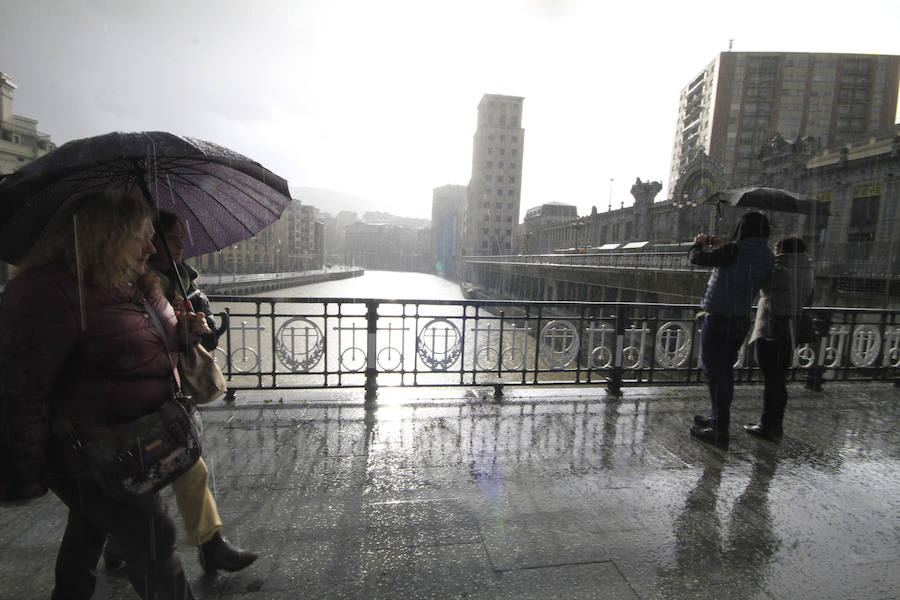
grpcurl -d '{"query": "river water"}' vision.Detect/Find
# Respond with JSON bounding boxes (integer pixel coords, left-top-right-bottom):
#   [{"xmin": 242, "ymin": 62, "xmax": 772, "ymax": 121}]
[{"xmin": 263, "ymin": 270, "xmax": 465, "ymax": 301}]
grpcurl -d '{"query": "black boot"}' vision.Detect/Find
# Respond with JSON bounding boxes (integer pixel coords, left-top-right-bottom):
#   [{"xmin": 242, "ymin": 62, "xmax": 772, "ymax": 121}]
[
  {"xmin": 693, "ymin": 414, "xmax": 715, "ymax": 428},
  {"xmin": 198, "ymin": 531, "xmax": 258, "ymax": 573},
  {"xmin": 690, "ymin": 423, "xmax": 730, "ymax": 448}
]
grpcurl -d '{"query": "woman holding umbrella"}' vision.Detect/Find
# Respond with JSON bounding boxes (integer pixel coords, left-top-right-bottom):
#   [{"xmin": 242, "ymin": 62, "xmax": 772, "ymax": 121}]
[
  {"xmin": 0, "ymin": 189, "xmax": 204, "ymax": 599},
  {"xmin": 102, "ymin": 209, "xmax": 256, "ymax": 574}
]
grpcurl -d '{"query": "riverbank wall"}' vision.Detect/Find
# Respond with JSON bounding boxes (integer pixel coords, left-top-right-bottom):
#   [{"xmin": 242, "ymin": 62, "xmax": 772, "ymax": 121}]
[{"xmin": 200, "ymin": 268, "xmax": 364, "ymax": 295}]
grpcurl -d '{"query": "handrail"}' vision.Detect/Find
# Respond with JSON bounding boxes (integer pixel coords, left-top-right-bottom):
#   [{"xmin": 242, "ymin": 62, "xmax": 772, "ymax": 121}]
[{"xmin": 206, "ymin": 296, "xmax": 900, "ymax": 403}]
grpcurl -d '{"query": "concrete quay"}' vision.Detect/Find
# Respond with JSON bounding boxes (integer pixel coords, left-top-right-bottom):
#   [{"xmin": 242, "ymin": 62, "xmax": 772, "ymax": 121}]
[
  {"xmin": 1, "ymin": 382, "xmax": 897, "ymax": 599},
  {"xmin": 198, "ymin": 267, "xmax": 363, "ymax": 296}
]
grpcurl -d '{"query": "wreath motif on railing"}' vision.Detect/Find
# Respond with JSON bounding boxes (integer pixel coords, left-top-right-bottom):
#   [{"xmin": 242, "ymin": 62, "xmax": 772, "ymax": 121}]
[
  {"xmin": 655, "ymin": 321, "xmax": 692, "ymax": 368},
  {"xmin": 850, "ymin": 324, "xmax": 881, "ymax": 367},
  {"xmin": 275, "ymin": 317, "xmax": 325, "ymax": 372},
  {"xmin": 539, "ymin": 319, "xmax": 580, "ymax": 369},
  {"xmin": 416, "ymin": 318, "xmax": 462, "ymax": 371}
]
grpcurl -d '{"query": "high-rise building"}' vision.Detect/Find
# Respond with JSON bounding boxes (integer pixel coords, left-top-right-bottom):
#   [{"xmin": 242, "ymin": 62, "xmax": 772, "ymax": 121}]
[
  {"xmin": 668, "ymin": 52, "xmax": 900, "ymax": 192},
  {"xmin": 463, "ymin": 94, "xmax": 525, "ymax": 256}
]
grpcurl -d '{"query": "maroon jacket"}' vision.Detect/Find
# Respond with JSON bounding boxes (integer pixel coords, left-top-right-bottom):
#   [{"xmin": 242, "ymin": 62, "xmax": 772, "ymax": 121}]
[{"xmin": 0, "ymin": 264, "xmax": 180, "ymax": 501}]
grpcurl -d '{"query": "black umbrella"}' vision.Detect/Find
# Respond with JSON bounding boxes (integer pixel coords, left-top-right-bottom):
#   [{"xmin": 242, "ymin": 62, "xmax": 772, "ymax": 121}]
[
  {"xmin": 706, "ymin": 186, "xmax": 829, "ymax": 216},
  {"xmin": 0, "ymin": 131, "xmax": 292, "ymax": 304}
]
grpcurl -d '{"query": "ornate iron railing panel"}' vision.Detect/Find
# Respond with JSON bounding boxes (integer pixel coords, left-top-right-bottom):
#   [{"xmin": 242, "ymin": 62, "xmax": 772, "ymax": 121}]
[{"xmin": 208, "ymin": 296, "xmax": 900, "ymax": 395}]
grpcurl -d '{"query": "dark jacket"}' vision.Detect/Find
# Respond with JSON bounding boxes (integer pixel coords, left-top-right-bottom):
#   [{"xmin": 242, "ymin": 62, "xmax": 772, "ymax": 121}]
[
  {"xmin": 0, "ymin": 264, "xmax": 180, "ymax": 501},
  {"xmin": 750, "ymin": 251, "xmax": 815, "ymax": 342},
  {"xmin": 690, "ymin": 237, "xmax": 774, "ymax": 318}
]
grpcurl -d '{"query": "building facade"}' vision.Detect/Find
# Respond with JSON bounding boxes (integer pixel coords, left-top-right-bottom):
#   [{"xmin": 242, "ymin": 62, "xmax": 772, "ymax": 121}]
[
  {"xmin": 431, "ymin": 184, "xmax": 466, "ymax": 278},
  {"xmin": 669, "ymin": 52, "xmax": 900, "ymax": 192},
  {"xmin": 463, "ymin": 94, "xmax": 525, "ymax": 256},
  {"xmin": 0, "ymin": 73, "xmax": 56, "ymax": 176}
]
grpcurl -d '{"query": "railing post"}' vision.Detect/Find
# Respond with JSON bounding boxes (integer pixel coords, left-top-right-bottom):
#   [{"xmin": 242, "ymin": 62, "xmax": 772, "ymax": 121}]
[
  {"xmin": 805, "ymin": 314, "xmax": 829, "ymax": 391},
  {"xmin": 606, "ymin": 309, "xmax": 624, "ymax": 397},
  {"xmin": 365, "ymin": 299, "xmax": 379, "ymax": 408}
]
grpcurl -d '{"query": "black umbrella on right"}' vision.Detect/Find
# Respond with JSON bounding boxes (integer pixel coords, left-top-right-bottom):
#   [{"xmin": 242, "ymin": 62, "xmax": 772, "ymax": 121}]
[{"xmin": 706, "ymin": 186, "xmax": 830, "ymax": 216}]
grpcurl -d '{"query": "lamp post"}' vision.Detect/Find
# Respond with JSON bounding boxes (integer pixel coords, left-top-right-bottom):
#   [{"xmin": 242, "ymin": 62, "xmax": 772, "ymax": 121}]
[{"xmin": 232, "ymin": 244, "xmax": 238, "ymax": 282}]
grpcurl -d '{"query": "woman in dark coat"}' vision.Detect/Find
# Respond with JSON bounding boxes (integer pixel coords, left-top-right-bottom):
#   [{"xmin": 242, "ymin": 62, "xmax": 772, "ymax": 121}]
[
  {"xmin": 102, "ymin": 209, "xmax": 255, "ymax": 574},
  {"xmin": 0, "ymin": 189, "xmax": 208, "ymax": 599},
  {"xmin": 747, "ymin": 235, "xmax": 815, "ymax": 441}
]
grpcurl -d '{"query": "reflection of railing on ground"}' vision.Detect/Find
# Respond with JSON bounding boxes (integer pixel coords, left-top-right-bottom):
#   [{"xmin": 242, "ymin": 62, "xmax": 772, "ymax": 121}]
[{"xmin": 207, "ymin": 296, "xmax": 900, "ymax": 397}]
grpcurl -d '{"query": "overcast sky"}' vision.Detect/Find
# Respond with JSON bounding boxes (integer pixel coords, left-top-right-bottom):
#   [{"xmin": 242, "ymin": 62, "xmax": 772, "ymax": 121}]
[{"xmin": 2, "ymin": 0, "xmax": 898, "ymax": 219}]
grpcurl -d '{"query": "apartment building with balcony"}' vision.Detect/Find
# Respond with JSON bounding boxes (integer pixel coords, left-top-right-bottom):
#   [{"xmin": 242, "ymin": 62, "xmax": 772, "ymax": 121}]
[{"xmin": 669, "ymin": 52, "xmax": 900, "ymax": 192}]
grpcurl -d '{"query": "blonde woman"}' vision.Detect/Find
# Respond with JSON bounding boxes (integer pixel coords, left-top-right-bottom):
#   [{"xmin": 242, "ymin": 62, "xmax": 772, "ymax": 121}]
[{"xmin": 0, "ymin": 189, "xmax": 207, "ymax": 599}]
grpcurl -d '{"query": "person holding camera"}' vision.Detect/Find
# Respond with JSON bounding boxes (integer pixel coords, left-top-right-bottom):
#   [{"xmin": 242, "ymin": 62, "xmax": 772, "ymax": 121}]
[{"xmin": 688, "ymin": 212, "xmax": 774, "ymax": 447}]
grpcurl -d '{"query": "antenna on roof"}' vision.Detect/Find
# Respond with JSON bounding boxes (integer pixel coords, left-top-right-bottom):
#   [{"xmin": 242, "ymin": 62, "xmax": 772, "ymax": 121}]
[{"xmin": 728, "ymin": 39, "xmax": 734, "ymax": 51}]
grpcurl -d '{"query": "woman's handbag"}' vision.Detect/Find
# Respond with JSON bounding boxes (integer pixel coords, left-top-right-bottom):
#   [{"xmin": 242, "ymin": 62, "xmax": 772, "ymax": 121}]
[
  {"xmin": 180, "ymin": 342, "xmax": 227, "ymax": 404},
  {"xmin": 72, "ymin": 397, "xmax": 201, "ymax": 500}
]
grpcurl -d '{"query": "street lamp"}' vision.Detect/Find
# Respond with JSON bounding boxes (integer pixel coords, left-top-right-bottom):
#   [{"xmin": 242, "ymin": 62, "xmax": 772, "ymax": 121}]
[{"xmin": 232, "ymin": 244, "xmax": 238, "ymax": 282}]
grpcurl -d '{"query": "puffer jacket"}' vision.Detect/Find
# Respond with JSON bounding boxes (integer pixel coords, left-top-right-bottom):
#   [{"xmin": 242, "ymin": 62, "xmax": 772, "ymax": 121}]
[
  {"xmin": 694, "ymin": 237, "xmax": 774, "ymax": 318},
  {"xmin": 156, "ymin": 262, "xmax": 219, "ymax": 351},
  {"xmin": 750, "ymin": 252, "xmax": 815, "ymax": 342},
  {"xmin": 0, "ymin": 263, "xmax": 180, "ymax": 500}
]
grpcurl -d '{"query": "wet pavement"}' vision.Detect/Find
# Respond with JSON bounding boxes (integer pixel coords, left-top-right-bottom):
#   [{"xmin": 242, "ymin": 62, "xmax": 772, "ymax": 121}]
[{"xmin": 1, "ymin": 382, "xmax": 898, "ymax": 599}]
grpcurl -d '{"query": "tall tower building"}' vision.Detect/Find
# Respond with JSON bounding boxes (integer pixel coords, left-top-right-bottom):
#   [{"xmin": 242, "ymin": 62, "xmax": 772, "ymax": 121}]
[
  {"xmin": 464, "ymin": 94, "xmax": 525, "ymax": 256},
  {"xmin": 668, "ymin": 52, "xmax": 900, "ymax": 191}
]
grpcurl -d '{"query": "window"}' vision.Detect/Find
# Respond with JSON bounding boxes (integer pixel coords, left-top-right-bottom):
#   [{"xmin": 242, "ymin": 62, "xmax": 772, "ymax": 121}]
[
  {"xmin": 481, "ymin": 241, "xmax": 488, "ymax": 249},
  {"xmin": 486, "ymin": 161, "xmax": 493, "ymax": 168},
  {"xmin": 511, "ymin": 149, "xmax": 518, "ymax": 156},
  {"xmin": 499, "ymin": 149, "xmax": 506, "ymax": 155},
  {"xmin": 507, "ymin": 203, "xmax": 513, "ymax": 209},
  {"xmin": 496, "ymin": 175, "xmax": 503, "ymax": 182},
  {"xmin": 509, "ymin": 176, "xmax": 516, "ymax": 183},
  {"xmin": 497, "ymin": 189, "xmax": 503, "ymax": 195},
  {"xmin": 508, "ymin": 190, "xmax": 515, "ymax": 196},
  {"xmin": 494, "ymin": 201, "xmax": 501, "ymax": 208},
  {"xmin": 498, "ymin": 161, "xmax": 504, "ymax": 168},
  {"xmin": 512, "ymin": 136, "xmax": 518, "ymax": 143},
  {"xmin": 500, "ymin": 134, "xmax": 506, "ymax": 141}
]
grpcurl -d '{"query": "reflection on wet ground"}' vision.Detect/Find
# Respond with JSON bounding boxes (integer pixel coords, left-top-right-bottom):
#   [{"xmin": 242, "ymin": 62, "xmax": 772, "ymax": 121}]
[{"xmin": 1, "ymin": 383, "xmax": 898, "ymax": 599}]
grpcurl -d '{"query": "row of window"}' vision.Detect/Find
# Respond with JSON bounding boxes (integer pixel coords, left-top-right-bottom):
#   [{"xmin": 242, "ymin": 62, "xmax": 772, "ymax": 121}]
[
  {"xmin": 480, "ymin": 240, "xmax": 512, "ymax": 250},
  {"xmin": 483, "ymin": 202, "xmax": 515, "ymax": 210},
  {"xmin": 484, "ymin": 161, "xmax": 517, "ymax": 170},
  {"xmin": 486, "ymin": 147, "xmax": 518, "ymax": 156},
  {"xmin": 484, "ymin": 174, "xmax": 517, "ymax": 183},
  {"xmin": 487, "ymin": 134, "xmax": 520, "ymax": 143},
  {"xmin": 482, "ymin": 228, "xmax": 513, "ymax": 235}
]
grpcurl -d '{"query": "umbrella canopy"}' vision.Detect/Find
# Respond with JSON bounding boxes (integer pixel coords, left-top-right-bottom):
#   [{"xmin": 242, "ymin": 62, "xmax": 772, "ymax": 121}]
[
  {"xmin": 705, "ymin": 186, "xmax": 829, "ymax": 216},
  {"xmin": 0, "ymin": 131, "xmax": 293, "ymax": 265}
]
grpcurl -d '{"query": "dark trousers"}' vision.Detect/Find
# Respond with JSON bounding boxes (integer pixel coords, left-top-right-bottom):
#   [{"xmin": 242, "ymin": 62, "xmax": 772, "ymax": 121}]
[
  {"xmin": 700, "ymin": 314, "xmax": 751, "ymax": 433},
  {"xmin": 754, "ymin": 324, "xmax": 792, "ymax": 435},
  {"xmin": 47, "ymin": 472, "xmax": 194, "ymax": 600}
]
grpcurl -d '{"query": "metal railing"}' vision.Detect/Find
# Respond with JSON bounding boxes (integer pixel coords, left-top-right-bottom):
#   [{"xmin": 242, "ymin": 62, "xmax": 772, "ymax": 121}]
[{"xmin": 208, "ymin": 296, "xmax": 900, "ymax": 401}]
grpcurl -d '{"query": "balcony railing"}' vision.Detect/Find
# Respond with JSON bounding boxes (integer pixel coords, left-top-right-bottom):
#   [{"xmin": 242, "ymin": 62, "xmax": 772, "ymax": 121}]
[{"xmin": 208, "ymin": 296, "xmax": 900, "ymax": 401}]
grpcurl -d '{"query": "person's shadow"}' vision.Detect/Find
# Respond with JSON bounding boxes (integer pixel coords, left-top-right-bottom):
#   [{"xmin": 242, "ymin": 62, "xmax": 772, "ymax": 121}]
[
  {"xmin": 659, "ymin": 443, "xmax": 782, "ymax": 596},
  {"xmin": 724, "ymin": 442, "xmax": 782, "ymax": 587}
]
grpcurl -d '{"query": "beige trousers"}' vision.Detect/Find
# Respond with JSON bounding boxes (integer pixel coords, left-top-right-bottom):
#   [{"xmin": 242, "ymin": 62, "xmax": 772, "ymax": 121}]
[{"xmin": 171, "ymin": 457, "xmax": 222, "ymax": 546}]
